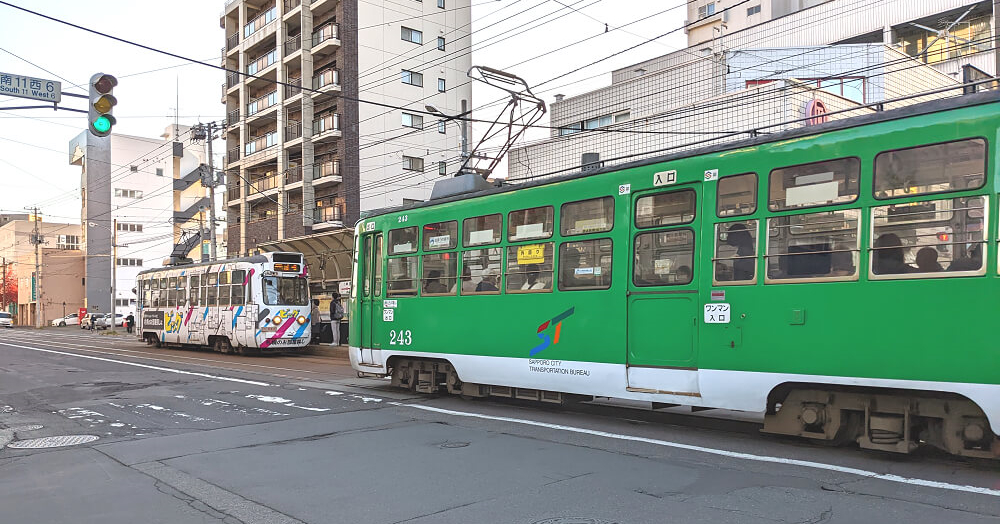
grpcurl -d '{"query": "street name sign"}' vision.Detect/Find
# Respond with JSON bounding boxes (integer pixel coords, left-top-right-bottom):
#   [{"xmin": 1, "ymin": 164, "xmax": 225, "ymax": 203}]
[{"xmin": 0, "ymin": 71, "xmax": 61, "ymax": 103}]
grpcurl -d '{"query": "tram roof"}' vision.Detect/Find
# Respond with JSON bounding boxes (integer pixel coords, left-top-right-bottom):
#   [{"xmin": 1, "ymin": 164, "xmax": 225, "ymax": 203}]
[
  {"xmin": 361, "ymin": 89, "xmax": 1000, "ymax": 221},
  {"xmin": 135, "ymin": 254, "xmax": 270, "ymax": 277}
]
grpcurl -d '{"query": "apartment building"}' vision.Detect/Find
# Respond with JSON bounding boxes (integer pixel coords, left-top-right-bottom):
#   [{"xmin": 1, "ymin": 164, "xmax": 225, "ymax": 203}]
[
  {"xmin": 0, "ymin": 217, "xmax": 85, "ymax": 326},
  {"xmin": 69, "ymin": 124, "xmax": 212, "ymax": 317},
  {"xmin": 508, "ymin": 0, "xmax": 994, "ymax": 180},
  {"xmin": 220, "ymin": 0, "xmax": 472, "ymax": 256}
]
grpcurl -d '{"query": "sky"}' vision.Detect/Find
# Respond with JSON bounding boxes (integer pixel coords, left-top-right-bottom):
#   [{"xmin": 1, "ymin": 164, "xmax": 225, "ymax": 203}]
[{"xmin": 0, "ymin": 0, "xmax": 688, "ymax": 221}]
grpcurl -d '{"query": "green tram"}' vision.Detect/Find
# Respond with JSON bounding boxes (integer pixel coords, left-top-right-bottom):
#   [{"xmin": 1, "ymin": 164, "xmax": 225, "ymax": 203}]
[{"xmin": 350, "ymin": 91, "xmax": 1000, "ymax": 458}]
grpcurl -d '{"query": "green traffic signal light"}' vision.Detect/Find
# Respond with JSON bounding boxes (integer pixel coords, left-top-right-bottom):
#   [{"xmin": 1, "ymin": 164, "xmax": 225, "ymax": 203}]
[{"xmin": 91, "ymin": 115, "xmax": 112, "ymax": 134}]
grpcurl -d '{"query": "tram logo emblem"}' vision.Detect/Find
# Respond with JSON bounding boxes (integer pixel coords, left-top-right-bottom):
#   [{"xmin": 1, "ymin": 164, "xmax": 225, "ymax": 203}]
[
  {"xmin": 165, "ymin": 311, "xmax": 182, "ymax": 333},
  {"xmin": 530, "ymin": 307, "xmax": 575, "ymax": 356}
]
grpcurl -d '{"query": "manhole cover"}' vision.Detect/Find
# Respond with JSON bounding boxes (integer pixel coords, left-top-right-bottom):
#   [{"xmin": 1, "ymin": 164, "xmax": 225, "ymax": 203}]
[
  {"xmin": 7, "ymin": 435, "xmax": 99, "ymax": 449},
  {"xmin": 11, "ymin": 425, "xmax": 43, "ymax": 432},
  {"xmin": 439, "ymin": 442, "xmax": 470, "ymax": 449},
  {"xmin": 533, "ymin": 519, "xmax": 618, "ymax": 524}
]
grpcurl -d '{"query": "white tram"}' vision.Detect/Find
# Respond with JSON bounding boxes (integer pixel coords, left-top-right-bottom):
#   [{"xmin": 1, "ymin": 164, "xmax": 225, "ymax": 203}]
[{"xmin": 135, "ymin": 252, "xmax": 312, "ymax": 353}]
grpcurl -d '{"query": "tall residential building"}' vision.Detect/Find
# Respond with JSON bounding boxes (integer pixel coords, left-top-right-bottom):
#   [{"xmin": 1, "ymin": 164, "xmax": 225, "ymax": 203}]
[
  {"xmin": 508, "ymin": 0, "xmax": 995, "ymax": 180},
  {"xmin": 69, "ymin": 125, "xmax": 214, "ymax": 318},
  {"xmin": 220, "ymin": 0, "xmax": 472, "ymax": 256}
]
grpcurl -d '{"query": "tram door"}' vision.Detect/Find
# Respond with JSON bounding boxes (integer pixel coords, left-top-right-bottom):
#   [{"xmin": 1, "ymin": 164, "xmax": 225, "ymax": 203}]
[
  {"xmin": 358, "ymin": 233, "xmax": 384, "ymax": 364},
  {"xmin": 626, "ymin": 185, "xmax": 701, "ymax": 393}
]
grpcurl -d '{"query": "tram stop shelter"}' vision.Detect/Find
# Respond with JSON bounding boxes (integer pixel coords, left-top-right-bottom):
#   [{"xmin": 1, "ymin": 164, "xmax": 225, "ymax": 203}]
[{"xmin": 257, "ymin": 227, "xmax": 354, "ymax": 343}]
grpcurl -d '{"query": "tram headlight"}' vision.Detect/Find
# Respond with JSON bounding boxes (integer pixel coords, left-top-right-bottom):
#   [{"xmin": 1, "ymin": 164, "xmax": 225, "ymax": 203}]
[
  {"xmin": 296, "ymin": 316, "xmax": 307, "ymax": 325},
  {"xmin": 273, "ymin": 317, "xmax": 282, "ymax": 325}
]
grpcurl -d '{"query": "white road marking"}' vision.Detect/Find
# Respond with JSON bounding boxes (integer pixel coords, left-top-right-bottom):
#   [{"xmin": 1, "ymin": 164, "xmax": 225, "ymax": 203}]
[
  {"xmin": 404, "ymin": 404, "xmax": 1000, "ymax": 498},
  {"xmin": 0, "ymin": 341, "xmax": 273, "ymax": 387},
  {"xmin": 245, "ymin": 394, "xmax": 330, "ymax": 412}
]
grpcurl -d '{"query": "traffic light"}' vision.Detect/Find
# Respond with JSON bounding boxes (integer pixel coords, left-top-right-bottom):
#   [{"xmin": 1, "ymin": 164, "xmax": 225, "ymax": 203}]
[{"xmin": 88, "ymin": 73, "xmax": 117, "ymax": 137}]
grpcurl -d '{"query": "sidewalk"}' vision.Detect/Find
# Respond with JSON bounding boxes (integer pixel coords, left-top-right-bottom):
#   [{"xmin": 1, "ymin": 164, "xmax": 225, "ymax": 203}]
[{"xmin": 301, "ymin": 344, "xmax": 348, "ymax": 359}]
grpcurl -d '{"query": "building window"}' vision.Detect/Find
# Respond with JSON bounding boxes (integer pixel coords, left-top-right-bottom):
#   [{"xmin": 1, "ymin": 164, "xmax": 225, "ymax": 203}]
[
  {"xmin": 155, "ymin": 168, "xmax": 164, "ymax": 177},
  {"xmin": 438, "ymin": 161, "xmax": 447, "ymax": 175},
  {"xmin": 116, "ymin": 222, "xmax": 143, "ymax": 232},
  {"xmin": 698, "ymin": 2, "xmax": 716, "ymax": 18},
  {"xmin": 438, "ymin": 78, "xmax": 446, "ymax": 92},
  {"xmin": 747, "ymin": 5, "xmax": 760, "ymax": 16},
  {"xmin": 116, "ymin": 258, "xmax": 143, "ymax": 267},
  {"xmin": 57, "ymin": 235, "xmax": 80, "ymax": 250},
  {"xmin": 114, "ymin": 188, "xmax": 143, "ymax": 199},
  {"xmin": 438, "ymin": 0, "xmax": 444, "ymax": 8},
  {"xmin": 437, "ymin": 37, "xmax": 445, "ymax": 51},
  {"xmin": 401, "ymin": 69, "xmax": 423, "ymax": 87},
  {"xmin": 402, "ymin": 155, "xmax": 424, "ymax": 171},
  {"xmin": 401, "ymin": 26, "xmax": 422, "ymax": 44},
  {"xmin": 401, "ymin": 112, "xmax": 424, "ymax": 129},
  {"xmin": 437, "ymin": 121, "xmax": 446, "ymax": 134}
]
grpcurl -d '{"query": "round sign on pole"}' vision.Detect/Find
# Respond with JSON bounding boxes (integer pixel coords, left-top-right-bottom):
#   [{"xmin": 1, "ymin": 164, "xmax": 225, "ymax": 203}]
[{"xmin": 805, "ymin": 99, "xmax": 829, "ymax": 126}]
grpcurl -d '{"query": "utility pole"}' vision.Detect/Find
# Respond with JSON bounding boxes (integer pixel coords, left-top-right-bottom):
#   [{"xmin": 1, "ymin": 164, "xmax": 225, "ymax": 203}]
[
  {"xmin": 207, "ymin": 122, "xmax": 217, "ymax": 261},
  {"xmin": 111, "ymin": 218, "xmax": 117, "ymax": 334},
  {"xmin": 2, "ymin": 256, "xmax": 6, "ymax": 312},
  {"xmin": 31, "ymin": 207, "xmax": 41, "ymax": 328}
]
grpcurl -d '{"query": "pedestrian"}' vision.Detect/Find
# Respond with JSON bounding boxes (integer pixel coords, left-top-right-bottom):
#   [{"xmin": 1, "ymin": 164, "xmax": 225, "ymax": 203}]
[
  {"xmin": 125, "ymin": 312, "xmax": 135, "ymax": 334},
  {"xmin": 329, "ymin": 292, "xmax": 344, "ymax": 346},
  {"xmin": 310, "ymin": 299, "xmax": 322, "ymax": 343},
  {"xmin": 88, "ymin": 313, "xmax": 96, "ymax": 332}
]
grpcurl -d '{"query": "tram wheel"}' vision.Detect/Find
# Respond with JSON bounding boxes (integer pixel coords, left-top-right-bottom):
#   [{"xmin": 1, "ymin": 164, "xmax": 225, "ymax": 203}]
[
  {"xmin": 214, "ymin": 337, "xmax": 232, "ymax": 354},
  {"xmin": 146, "ymin": 334, "xmax": 162, "ymax": 348}
]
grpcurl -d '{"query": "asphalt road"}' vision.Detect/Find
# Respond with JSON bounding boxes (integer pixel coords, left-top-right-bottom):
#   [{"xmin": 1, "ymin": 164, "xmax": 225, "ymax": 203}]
[{"xmin": 0, "ymin": 328, "xmax": 998, "ymax": 524}]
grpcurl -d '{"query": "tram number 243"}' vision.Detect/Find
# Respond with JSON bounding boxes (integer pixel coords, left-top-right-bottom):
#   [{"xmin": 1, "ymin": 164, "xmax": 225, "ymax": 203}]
[{"xmin": 389, "ymin": 329, "xmax": 413, "ymax": 346}]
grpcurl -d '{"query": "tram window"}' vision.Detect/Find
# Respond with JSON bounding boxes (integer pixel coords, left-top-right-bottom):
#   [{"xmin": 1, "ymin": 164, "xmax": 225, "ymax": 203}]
[
  {"xmin": 508, "ymin": 206, "xmax": 553, "ymax": 241},
  {"xmin": 506, "ymin": 242, "xmax": 554, "ymax": 292},
  {"xmin": 150, "ymin": 278, "xmax": 159, "ymax": 290},
  {"xmin": 151, "ymin": 289, "xmax": 159, "ymax": 308},
  {"xmin": 717, "ymin": 173, "xmax": 757, "ymax": 217},
  {"xmin": 362, "ymin": 236, "xmax": 372, "ymax": 297},
  {"xmin": 766, "ymin": 209, "xmax": 859, "ymax": 281},
  {"xmin": 561, "ymin": 197, "xmax": 614, "ymax": 236},
  {"xmin": 231, "ymin": 270, "xmax": 245, "ymax": 286},
  {"xmin": 190, "ymin": 276, "xmax": 200, "ymax": 307},
  {"xmin": 635, "ymin": 190, "xmax": 696, "ymax": 229},
  {"xmin": 423, "ymin": 220, "xmax": 457, "ymax": 251},
  {"xmin": 373, "ymin": 235, "xmax": 384, "ymax": 296},
  {"xmin": 231, "ymin": 282, "xmax": 245, "ymax": 305},
  {"xmin": 463, "ymin": 214, "xmax": 501, "ymax": 247},
  {"xmin": 633, "ymin": 230, "xmax": 694, "ymax": 286},
  {"xmin": 559, "ymin": 238, "xmax": 613, "ymax": 291},
  {"xmin": 159, "ymin": 277, "xmax": 167, "ymax": 290},
  {"xmin": 461, "ymin": 248, "xmax": 502, "ymax": 294},
  {"xmin": 387, "ymin": 256, "xmax": 418, "ymax": 297},
  {"xmin": 207, "ymin": 286, "xmax": 218, "ymax": 307},
  {"xmin": 874, "ymin": 139, "xmax": 986, "ymax": 199},
  {"xmin": 389, "ymin": 226, "xmax": 418, "ymax": 254},
  {"xmin": 261, "ymin": 276, "xmax": 309, "ymax": 306},
  {"xmin": 207, "ymin": 274, "xmax": 217, "ymax": 286},
  {"xmin": 219, "ymin": 272, "xmax": 230, "ymax": 285},
  {"xmin": 422, "ymin": 253, "xmax": 457, "ymax": 295},
  {"xmin": 714, "ymin": 220, "xmax": 758, "ymax": 284},
  {"xmin": 218, "ymin": 282, "xmax": 231, "ymax": 307},
  {"xmin": 769, "ymin": 157, "xmax": 859, "ymax": 211},
  {"xmin": 871, "ymin": 195, "xmax": 987, "ymax": 277}
]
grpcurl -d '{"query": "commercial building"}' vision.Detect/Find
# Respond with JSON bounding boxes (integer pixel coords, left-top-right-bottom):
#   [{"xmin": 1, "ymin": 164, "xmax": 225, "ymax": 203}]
[
  {"xmin": 508, "ymin": 0, "xmax": 996, "ymax": 179},
  {"xmin": 220, "ymin": 0, "xmax": 472, "ymax": 256},
  {"xmin": 0, "ymin": 217, "xmax": 84, "ymax": 326},
  {"xmin": 69, "ymin": 124, "xmax": 216, "ymax": 318}
]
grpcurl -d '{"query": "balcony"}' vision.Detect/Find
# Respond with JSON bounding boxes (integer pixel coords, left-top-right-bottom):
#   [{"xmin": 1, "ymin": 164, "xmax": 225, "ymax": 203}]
[
  {"xmin": 312, "ymin": 114, "xmax": 341, "ymax": 142},
  {"xmin": 283, "ymin": 0, "xmax": 301, "ymax": 15},
  {"xmin": 285, "ymin": 120, "xmax": 302, "ymax": 141},
  {"xmin": 227, "ymin": 109, "xmax": 240, "ymax": 128},
  {"xmin": 244, "ymin": 131, "xmax": 278, "ymax": 156},
  {"xmin": 227, "ymin": 186, "xmax": 241, "ymax": 202},
  {"xmin": 284, "ymin": 76, "xmax": 302, "ymax": 99},
  {"xmin": 226, "ymin": 71, "xmax": 240, "ymax": 89},
  {"xmin": 246, "ymin": 49, "xmax": 277, "ymax": 76},
  {"xmin": 311, "ymin": 22, "xmax": 340, "ymax": 57},
  {"xmin": 313, "ymin": 205, "xmax": 343, "ymax": 227},
  {"xmin": 246, "ymin": 90, "xmax": 278, "ymax": 120},
  {"xmin": 227, "ymin": 147, "xmax": 240, "ymax": 164},
  {"xmin": 251, "ymin": 172, "xmax": 282, "ymax": 193},
  {"xmin": 243, "ymin": 5, "xmax": 277, "ymax": 39},
  {"xmin": 311, "ymin": 159, "xmax": 341, "ymax": 182},
  {"xmin": 284, "ymin": 166, "xmax": 303, "ymax": 184},
  {"xmin": 284, "ymin": 34, "xmax": 301, "ymax": 56},
  {"xmin": 226, "ymin": 32, "xmax": 239, "ymax": 52},
  {"xmin": 311, "ymin": 67, "xmax": 340, "ymax": 95}
]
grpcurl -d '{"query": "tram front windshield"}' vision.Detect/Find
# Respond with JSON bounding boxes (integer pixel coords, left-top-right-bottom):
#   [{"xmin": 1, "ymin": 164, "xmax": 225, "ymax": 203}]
[{"xmin": 262, "ymin": 276, "xmax": 309, "ymax": 306}]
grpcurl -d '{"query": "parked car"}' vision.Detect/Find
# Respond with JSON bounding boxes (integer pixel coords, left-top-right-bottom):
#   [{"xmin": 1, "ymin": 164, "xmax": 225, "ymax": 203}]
[
  {"xmin": 52, "ymin": 313, "xmax": 80, "ymax": 327},
  {"xmin": 97, "ymin": 313, "xmax": 125, "ymax": 329},
  {"xmin": 80, "ymin": 313, "xmax": 103, "ymax": 329},
  {"xmin": 0, "ymin": 312, "xmax": 12, "ymax": 329}
]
